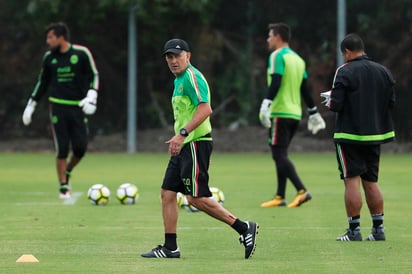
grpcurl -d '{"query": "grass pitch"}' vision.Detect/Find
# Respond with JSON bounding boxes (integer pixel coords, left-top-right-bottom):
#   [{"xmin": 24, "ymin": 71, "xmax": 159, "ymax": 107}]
[{"xmin": 0, "ymin": 152, "xmax": 411, "ymax": 273}]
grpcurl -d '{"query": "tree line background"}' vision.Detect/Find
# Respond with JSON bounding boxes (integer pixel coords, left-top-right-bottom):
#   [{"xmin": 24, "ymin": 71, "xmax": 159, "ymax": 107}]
[{"xmin": 1, "ymin": 0, "xmax": 411, "ymax": 143}]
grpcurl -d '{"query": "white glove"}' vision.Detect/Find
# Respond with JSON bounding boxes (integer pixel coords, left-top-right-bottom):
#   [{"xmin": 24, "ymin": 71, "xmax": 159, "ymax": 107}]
[
  {"xmin": 259, "ymin": 99, "xmax": 272, "ymax": 128},
  {"xmin": 22, "ymin": 99, "xmax": 37, "ymax": 126},
  {"xmin": 79, "ymin": 89, "xmax": 98, "ymax": 115},
  {"xmin": 308, "ymin": 112, "xmax": 326, "ymax": 135},
  {"xmin": 320, "ymin": 90, "xmax": 331, "ymax": 106}
]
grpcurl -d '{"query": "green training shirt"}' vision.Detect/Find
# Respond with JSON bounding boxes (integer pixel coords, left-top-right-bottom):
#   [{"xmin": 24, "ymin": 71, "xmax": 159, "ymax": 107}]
[
  {"xmin": 267, "ymin": 47, "xmax": 307, "ymax": 120},
  {"xmin": 172, "ymin": 64, "xmax": 212, "ymax": 144}
]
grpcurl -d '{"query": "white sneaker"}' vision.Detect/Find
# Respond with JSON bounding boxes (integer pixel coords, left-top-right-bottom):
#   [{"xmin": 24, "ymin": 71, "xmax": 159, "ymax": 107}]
[{"xmin": 59, "ymin": 192, "xmax": 71, "ymax": 199}]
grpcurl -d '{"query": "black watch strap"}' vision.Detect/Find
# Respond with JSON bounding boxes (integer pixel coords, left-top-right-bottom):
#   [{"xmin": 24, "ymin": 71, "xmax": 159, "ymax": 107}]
[{"xmin": 179, "ymin": 128, "xmax": 189, "ymax": 137}]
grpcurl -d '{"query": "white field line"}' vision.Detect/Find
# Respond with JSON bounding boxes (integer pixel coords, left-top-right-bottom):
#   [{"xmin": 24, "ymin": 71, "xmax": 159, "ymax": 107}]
[
  {"xmin": 62, "ymin": 192, "xmax": 83, "ymax": 205},
  {"xmin": 14, "ymin": 192, "xmax": 83, "ymax": 206}
]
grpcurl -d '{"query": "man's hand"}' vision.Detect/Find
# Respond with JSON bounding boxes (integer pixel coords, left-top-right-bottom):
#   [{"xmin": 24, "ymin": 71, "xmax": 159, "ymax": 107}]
[
  {"xmin": 79, "ymin": 89, "xmax": 98, "ymax": 115},
  {"xmin": 22, "ymin": 98, "xmax": 37, "ymax": 126},
  {"xmin": 308, "ymin": 112, "xmax": 326, "ymax": 135},
  {"xmin": 166, "ymin": 134, "xmax": 185, "ymax": 156},
  {"xmin": 320, "ymin": 90, "xmax": 331, "ymax": 106},
  {"xmin": 259, "ymin": 99, "xmax": 272, "ymax": 128}
]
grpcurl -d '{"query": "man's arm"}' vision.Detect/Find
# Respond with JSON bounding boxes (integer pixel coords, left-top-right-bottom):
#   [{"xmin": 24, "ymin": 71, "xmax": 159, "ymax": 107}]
[
  {"xmin": 166, "ymin": 102, "xmax": 212, "ymax": 156},
  {"xmin": 301, "ymin": 79, "xmax": 326, "ymax": 134},
  {"xmin": 300, "ymin": 79, "xmax": 315, "ymax": 109},
  {"xmin": 182, "ymin": 102, "xmax": 212, "ymax": 133}
]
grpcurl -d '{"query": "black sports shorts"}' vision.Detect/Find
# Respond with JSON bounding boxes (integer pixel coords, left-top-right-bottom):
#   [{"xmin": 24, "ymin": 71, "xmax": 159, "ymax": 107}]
[
  {"xmin": 50, "ymin": 103, "xmax": 88, "ymax": 159},
  {"xmin": 162, "ymin": 139, "xmax": 213, "ymax": 198},
  {"xmin": 268, "ymin": 117, "xmax": 299, "ymax": 147},
  {"xmin": 335, "ymin": 142, "xmax": 381, "ymax": 182}
]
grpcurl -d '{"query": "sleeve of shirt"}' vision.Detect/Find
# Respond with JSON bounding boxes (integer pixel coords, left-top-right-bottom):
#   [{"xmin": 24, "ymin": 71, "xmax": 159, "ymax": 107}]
[
  {"xmin": 82, "ymin": 47, "xmax": 99, "ymax": 91},
  {"xmin": 266, "ymin": 73, "xmax": 281, "ymax": 100},
  {"xmin": 31, "ymin": 53, "xmax": 51, "ymax": 102},
  {"xmin": 300, "ymin": 79, "xmax": 315, "ymax": 109},
  {"xmin": 386, "ymin": 68, "xmax": 396, "ymax": 109},
  {"xmin": 328, "ymin": 68, "xmax": 351, "ymax": 112},
  {"xmin": 186, "ymin": 69, "xmax": 210, "ymax": 105}
]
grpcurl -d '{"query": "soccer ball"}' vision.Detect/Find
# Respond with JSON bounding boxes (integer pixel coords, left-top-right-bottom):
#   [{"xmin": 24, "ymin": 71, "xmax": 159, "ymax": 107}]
[
  {"xmin": 177, "ymin": 187, "xmax": 225, "ymax": 212},
  {"xmin": 176, "ymin": 192, "xmax": 188, "ymax": 207},
  {"xmin": 116, "ymin": 183, "xmax": 139, "ymax": 205},
  {"xmin": 209, "ymin": 186, "xmax": 225, "ymax": 205},
  {"xmin": 87, "ymin": 184, "xmax": 110, "ymax": 205},
  {"xmin": 176, "ymin": 192, "xmax": 198, "ymax": 212}
]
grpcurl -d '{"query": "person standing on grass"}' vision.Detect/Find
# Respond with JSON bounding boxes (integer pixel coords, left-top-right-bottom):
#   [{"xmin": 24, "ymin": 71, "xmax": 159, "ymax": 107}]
[
  {"xmin": 141, "ymin": 38, "xmax": 258, "ymax": 259},
  {"xmin": 22, "ymin": 22, "xmax": 99, "ymax": 199},
  {"xmin": 259, "ymin": 22, "xmax": 325, "ymax": 208},
  {"xmin": 321, "ymin": 33, "xmax": 395, "ymax": 241}
]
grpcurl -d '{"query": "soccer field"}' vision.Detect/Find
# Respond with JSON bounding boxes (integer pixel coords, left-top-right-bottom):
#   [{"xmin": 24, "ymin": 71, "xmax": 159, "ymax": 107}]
[{"xmin": 0, "ymin": 152, "xmax": 411, "ymax": 273}]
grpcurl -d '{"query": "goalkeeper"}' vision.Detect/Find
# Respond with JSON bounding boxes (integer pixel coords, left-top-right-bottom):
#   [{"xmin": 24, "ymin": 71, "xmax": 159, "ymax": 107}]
[
  {"xmin": 22, "ymin": 22, "xmax": 99, "ymax": 199},
  {"xmin": 259, "ymin": 22, "xmax": 325, "ymax": 208}
]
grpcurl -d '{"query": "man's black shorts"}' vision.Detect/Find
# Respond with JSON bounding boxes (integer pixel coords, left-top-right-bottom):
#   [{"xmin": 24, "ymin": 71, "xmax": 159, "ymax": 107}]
[
  {"xmin": 268, "ymin": 117, "xmax": 299, "ymax": 147},
  {"xmin": 162, "ymin": 140, "xmax": 213, "ymax": 198},
  {"xmin": 335, "ymin": 142, "xmax": 381, "ymax": 181}
]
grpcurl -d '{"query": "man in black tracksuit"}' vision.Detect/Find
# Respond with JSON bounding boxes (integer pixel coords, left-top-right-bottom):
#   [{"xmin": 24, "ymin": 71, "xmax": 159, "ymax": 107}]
[
  {"xmin": 323, "ymin": 33, "xmax": 395, "ymax": 241},
  {"xmin": 22, "ymin": 22, "xmax": 99, "ymax": 199}
]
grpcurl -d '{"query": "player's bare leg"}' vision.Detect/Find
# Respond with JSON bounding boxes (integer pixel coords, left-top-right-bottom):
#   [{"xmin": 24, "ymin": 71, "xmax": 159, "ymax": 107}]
[
  {"xmin": 187, "ymin": 195, "xmax": 259, "ymax": 259},
  {"xmin": 161, "ymin": 189, "xmax": 178, "ymax": 234},
  {"xmin": 344, "ymin": 176, "xmax": 362, "ymax": 217},
  {"xmin": 336, "ymin": 176, "xmax": 363, "ymax": 241},
  {"xmin": 362, "ymin": 179, "xmax": 385, "ymax": 241},
  {"xmin": 362, "ymin": 180, "xmax": 383, "ymax": 214},
  {"xmin": 187, "ymin": 195, "xmax": 237, "ymax": 225},
  {"xmin": 57, "ymin": 158, "xmax": 70, "ymax": 198}
]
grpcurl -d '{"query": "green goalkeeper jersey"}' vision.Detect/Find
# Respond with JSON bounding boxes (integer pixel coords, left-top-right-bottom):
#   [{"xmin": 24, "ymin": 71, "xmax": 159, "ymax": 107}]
[
  {"xmin": 172, "ymin": 64, "xmax": 212, "ymax": 144},
  {"xmin": 267, "ymin": 47, "xmax": 307, "ymax": 120}
]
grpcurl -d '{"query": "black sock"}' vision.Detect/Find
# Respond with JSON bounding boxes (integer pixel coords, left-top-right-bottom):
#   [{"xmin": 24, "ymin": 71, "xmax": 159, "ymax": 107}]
[
  {"xmin": 164, "ymin": 233, "xmax": 177, "ymax": 251},
  {"xmin": 231, "ymin": 218, "xmax": 248, "ymax": 234},
  {"xmin": 371, "ymin": 213, "xmax": 384, "ymax": 228},
  {"xmin": 348, "ymin": 215, "xmax": 360, "ymax": 230}
]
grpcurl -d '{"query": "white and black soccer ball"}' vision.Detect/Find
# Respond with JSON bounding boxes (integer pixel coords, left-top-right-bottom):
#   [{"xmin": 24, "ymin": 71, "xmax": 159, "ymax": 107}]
[
  {"xmin": 176, "ymin": 192, "xmax": 188, "ymax": 207},
  {"xmin": 87, "ymin": 184, "xmax": 110, "ymax": 205},
  {"xmin": 116, "ymin": 183, "xmax": 139, "ymax": 205},
  {"xmin": 178, "ymin": 187, "xmax": 225, "ymax": 212},
  {"xmin": 209, "ymin": 186, "xmax": 225, "ymax": 205}
]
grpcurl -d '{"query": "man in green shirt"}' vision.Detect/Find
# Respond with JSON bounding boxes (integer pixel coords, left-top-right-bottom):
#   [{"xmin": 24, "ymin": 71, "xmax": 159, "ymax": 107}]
[
  {"xmin": 259, "ymin": 22, "xmax": 325, "ymax": 208},
  {"xmin": 141, "ymin": 38, "xmax": 258, "ymax": 259}
]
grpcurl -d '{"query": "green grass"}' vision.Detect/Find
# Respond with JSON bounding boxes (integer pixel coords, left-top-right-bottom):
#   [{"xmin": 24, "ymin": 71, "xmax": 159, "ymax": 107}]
[{"xmin": 0, "ymin": 152, "xmax": 411, "ymax": 273}]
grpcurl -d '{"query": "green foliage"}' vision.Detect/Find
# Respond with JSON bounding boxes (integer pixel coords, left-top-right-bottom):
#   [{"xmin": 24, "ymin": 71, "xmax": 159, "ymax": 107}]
[
  {"xmin": 0, "ymin": 152, "xmax": 411, "ymax": 273},
  {"xmin": 1, "ymin": 0, "xmax": 411, "ymax": 141}
]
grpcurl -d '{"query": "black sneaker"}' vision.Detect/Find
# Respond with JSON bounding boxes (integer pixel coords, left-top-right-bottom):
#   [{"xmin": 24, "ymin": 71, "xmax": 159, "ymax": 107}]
[
  {"xmin": 239, "ymin": 221, "xmax": 259, "ymax": 259},
  {"xmin": 59, "ymin": 183, "xmax": 71, "ymax": 199},
  {"xmin": 365, "ymin": 225, "xmax": 385, "ymax": 241},
  {"xmin": 336, "ymin": 227, "xmax": 362, "ymax": 241},
  {"xmin": 141, "ymin": 245, "xmax": 180, "ymax": 258}
]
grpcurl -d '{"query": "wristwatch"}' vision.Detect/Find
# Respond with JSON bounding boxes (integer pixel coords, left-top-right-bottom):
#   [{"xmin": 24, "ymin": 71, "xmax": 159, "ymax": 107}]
[{"xmin": 179, "ymin": 128, "xmax": 189, "ymax": 137}]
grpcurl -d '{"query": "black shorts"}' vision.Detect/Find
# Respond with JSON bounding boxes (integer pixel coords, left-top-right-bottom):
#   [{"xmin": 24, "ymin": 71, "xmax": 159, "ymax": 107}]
[
  {"xmin": 335, "ymin": 143, "xmax": 381, "ymax": 181},
  {"xmin": 268, "ymin": 117, "xmax": 299, "ymax": 147},
  {"xmin": 162, "ymin": 140, "xmax": 213, "ymax": 198},
  {"xmin": 50, "ymin": 103, "xmax": 88, "ymax": 158}
]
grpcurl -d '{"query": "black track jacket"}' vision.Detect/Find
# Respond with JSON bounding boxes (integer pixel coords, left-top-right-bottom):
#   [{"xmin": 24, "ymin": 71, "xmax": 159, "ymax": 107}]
[{"xmin": 327, "ymin": 55, "xmax": 395, "ymax": 145}]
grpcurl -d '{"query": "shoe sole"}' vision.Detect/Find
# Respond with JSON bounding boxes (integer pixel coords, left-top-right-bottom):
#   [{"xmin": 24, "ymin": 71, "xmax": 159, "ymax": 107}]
[
  {"xmin": 298, "ymin": 193, "xmax": 312, "ymax": 206},
  {"xmin": 246, "ymin": 223, "xmax": 259, "ymax": 259},
  {"xmin": 260, "ymin": 202, "xmax": 287, "ymax": 208}
]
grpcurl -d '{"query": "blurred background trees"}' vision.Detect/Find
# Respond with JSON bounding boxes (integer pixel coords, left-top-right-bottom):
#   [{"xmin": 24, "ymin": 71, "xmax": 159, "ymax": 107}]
[{"xmin": 1, "ymin": 0, "xmax": 411, "ymax": 141}]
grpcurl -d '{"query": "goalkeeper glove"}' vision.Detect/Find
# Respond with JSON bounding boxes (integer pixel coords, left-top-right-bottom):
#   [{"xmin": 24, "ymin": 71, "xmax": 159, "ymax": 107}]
[
  {"xmin": 79, "ymin": 89, "xmax": 98, "ymax": 115},
  {"xmin": 307, "ymin": 107, "xmax": 326, "ymax": 135},
  {"xmin": 320, "ymin": 90, "xmax": 331, "ymax": 106},
  {"xmin": 22, "ymin": 98, "xmax": 37, "ymax": 126},
  {"xmin": 259, "ymin": 99, "xmax": 272, "ymax": 128}
]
